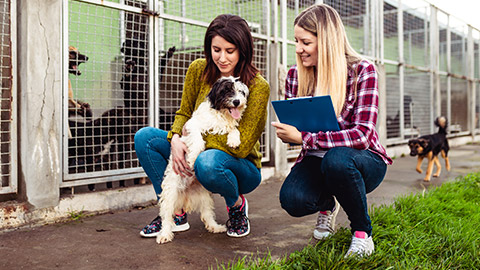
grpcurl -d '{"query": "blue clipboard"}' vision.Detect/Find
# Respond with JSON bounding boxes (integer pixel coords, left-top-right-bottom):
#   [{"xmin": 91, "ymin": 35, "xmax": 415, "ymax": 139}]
[{"xmin": 271, "ymin": 95, "xmax": 340, "ymax": 133}]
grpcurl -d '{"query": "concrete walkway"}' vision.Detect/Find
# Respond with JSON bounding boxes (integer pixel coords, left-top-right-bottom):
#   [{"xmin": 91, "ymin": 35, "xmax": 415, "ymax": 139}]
[{"xmin": 1, "ymin": 143, "xmax": 479, "ymax": 270}]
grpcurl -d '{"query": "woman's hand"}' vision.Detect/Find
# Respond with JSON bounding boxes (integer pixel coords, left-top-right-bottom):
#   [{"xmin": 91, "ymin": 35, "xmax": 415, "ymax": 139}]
[
  {"xmin": 271, "ymin": 122, "xmax": 303, "ymax": 145},
  {"xmin": 170, "ymin": 133, "xmax": 193, "ymax": 177}
]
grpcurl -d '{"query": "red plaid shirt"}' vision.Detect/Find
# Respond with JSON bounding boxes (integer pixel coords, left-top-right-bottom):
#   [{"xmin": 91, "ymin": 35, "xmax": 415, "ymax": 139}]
[{"xmin": 285, "ymin": 60, "xmax": 393, "ymax": 165}]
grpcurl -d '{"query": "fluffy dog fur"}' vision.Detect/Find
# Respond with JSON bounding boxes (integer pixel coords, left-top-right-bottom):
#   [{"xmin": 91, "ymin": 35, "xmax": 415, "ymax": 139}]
[
  {"xmin": 408, "ymin": 116, "xmax": 451, "ymax": 181},
  {"xmin": 156, "ymin": 76, "xmax": 249, "ymax": 244}
]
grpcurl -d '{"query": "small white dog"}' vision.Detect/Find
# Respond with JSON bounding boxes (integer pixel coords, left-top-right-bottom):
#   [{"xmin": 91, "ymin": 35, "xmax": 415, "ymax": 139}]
[{"xmin": 157, "ymin": 76, "xmax": 250, "ymax": 244}]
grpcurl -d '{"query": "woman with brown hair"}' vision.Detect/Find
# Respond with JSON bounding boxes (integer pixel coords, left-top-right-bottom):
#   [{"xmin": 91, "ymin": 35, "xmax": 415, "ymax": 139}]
[
  {"xmin": 272, "ymin": 4, "xmax": 392, "ymax": 257},
  {"xmin": 135, "ymin": 14, "xmax": 270, "ymax": 239}
]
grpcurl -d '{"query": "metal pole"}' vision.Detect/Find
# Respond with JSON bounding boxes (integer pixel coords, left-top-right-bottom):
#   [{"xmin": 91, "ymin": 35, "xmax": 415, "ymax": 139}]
[
  {"xmin": 468, "ymin": 26, "xmax": 475, "ymax": 136},
  {"xmin": 398, "ymin": 0, "xmax": 405, "ymax": 139},
  {"xmin": 281, "ymin": 0, "xmax": 287, "ymax": 68},
  {"xmin": 447, "ymin": 14, "xmax": 451, "ymax": 128}
]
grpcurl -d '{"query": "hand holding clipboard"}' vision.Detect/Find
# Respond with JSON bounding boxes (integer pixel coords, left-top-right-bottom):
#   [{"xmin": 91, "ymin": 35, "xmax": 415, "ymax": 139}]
[{"xmin": 271, "ymin": 95, "xmax": 340, "ymax": 133}]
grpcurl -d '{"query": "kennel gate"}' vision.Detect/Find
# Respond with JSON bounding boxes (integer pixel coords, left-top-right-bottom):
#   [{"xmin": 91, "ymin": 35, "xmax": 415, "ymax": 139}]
[
  {"xmin": 0, "ymin": 0, "xmax": 16, "ymax": 194},
  {"xmin": 63, "ymin": 0, "xmax": 271, "ymax": 188}
]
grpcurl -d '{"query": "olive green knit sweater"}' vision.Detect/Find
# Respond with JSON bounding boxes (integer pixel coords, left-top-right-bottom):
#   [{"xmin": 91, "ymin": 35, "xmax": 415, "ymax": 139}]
[{"xmin": 167, "ymin": 59, "xmax": 270, "ymax": 168}]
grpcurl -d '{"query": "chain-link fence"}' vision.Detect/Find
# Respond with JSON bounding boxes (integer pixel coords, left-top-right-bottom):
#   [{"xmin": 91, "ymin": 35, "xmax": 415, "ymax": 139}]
[
  {"xmin": 62, "ymin": 0, "xmax": 480, "ymax": 189},
  {"xmin": 1, "ymin": 0, "xmax": 477, "ymax": 194},
  {"xmin": 63, "ymin": 0, "xmax": 271, "ymax": 189}
]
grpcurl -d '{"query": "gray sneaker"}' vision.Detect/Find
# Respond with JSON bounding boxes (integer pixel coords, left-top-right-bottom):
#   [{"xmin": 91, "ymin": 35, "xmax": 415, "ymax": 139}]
[
  {"xmin": 345, "ymin": 231, "xmax": 375, "ymax": 258},
  {"xmin": 313, "ymin": 198, "xmax": 339, "ymax": 240}
]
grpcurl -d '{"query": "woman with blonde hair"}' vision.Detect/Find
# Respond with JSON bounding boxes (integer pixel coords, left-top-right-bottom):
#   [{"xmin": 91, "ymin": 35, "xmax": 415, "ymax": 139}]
[{"xmin": 272, "ymin": 4, "xmax": 392, "ymax": 257}]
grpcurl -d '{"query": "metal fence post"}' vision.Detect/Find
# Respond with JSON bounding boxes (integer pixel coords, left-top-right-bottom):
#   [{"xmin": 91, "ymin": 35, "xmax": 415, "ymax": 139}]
[
  {"xmin": 467, "ymin": 26, "xmax": 475, "ymax": 137},
  {"xmin": 430, "ymin": 5, "xmax": 439, "ymax": 133},
  {"xmin": 398, "ymin": 0, "xmax": 405, "ymax": 139},
  {"xmin": 268, "ymin": 43, "xmax": 288, "ymax": 177}
]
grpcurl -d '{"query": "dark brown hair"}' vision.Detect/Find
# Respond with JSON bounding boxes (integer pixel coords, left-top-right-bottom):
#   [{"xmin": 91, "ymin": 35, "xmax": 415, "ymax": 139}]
[{"xmin": 203, "ymin": 14, "xmax": 258, "ymax": 86}]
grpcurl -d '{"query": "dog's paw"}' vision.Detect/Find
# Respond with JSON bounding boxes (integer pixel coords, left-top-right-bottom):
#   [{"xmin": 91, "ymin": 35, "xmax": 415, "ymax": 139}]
[
  {"xmin": 423, "ymin": 177, "xmax": 431, "ymax": 182},
  {"xmin": 433, "ymin": 173, "xmax": 440, "ymax": 177},
  {"xmin": 416, "ymin": 168, "xmax": 423, "ymax": 174},
  {"xmin": 156, "ymin": 232, "xmax": 174, "ymax": 244},
  {"xmin": 206, "ymin": 223, "xmax": 227, "ymax": 233},
  {"xmin": 227, "ymin": 140, "xmax": 240, "ymax": 148},
  {"xmin": 227, "ymin": 131, "xmax": 241, "ymax": 148}
]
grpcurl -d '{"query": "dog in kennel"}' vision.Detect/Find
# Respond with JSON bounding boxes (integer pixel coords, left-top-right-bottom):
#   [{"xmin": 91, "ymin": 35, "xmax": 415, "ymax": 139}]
[{"xmin": 68, "ymin": 46, "xmax": 93, "ymax": 119}]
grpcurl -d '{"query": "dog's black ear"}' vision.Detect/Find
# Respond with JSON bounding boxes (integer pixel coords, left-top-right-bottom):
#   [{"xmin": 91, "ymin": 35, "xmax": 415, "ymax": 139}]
[
  {"xmin": 419, "ymin": 138, "xmax": 429, "ymax": 148},
  {"xmin": 207, "ymin": 79, "xmax": 233, "ymax": 110}
]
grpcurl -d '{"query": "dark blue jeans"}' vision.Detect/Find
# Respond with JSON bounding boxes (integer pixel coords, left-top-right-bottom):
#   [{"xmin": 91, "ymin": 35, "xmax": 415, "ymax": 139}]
[
  {"xmin": 279, "ymin": 147, "xmax": 387, "ymax": 235},
  {"xmin": 134, "ymin": 127, "xmax": 261, "ymax": 207}
]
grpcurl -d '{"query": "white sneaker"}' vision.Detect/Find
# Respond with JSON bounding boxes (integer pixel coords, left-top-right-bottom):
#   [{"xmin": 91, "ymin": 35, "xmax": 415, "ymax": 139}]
[
  {"xmin": 313, "ymin": 198, "xmax": 339, "ymax": 240},
  {"xmin": 345, "ymin": 231, "xmax": 375, "ymax": 258}
]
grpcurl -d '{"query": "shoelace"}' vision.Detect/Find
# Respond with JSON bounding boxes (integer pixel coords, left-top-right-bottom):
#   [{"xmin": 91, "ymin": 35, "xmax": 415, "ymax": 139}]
[
  {"xmin": 315, "ymin": 211, "xmax": 334, "ymax": 232},
  {"xmin": 347, "ymin": 236, "xmax": 367, "ymax": 254},
  {"xmin": 226, "ymin": 207, "xmax": 248, "ymax": 230}
]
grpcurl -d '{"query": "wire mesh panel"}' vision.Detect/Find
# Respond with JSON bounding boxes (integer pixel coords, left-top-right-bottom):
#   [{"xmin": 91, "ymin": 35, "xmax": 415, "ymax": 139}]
[
  {"xmin": 438, "ymin": 11, "xmax": 448, "ymax": 73},
  {"xmin": 383, "ymin": 2, "xmax": 401, "ymax": 140},
  {"xmin": 383, "ymin": 2, "xmax": 398, "ymax": 63},
  {"xmin": 404, "ymin": 67, "xmax": 431, "ymax": 136},
  {"xmin": 450, "ymin": 77, "xmax": 468, "ymax": 133},
  {"xmin": 157, "ymin": 0, "xmax": 270, "ymax": 161},
  {"xmin": 450, "ymin": 17, "xmax": 468, "ymax": 77},
  {"xmin": 402, "ymin": 4, "xmax": 429, "ymax": 68},
  {"xmin": 385, "ymin": 64, "xmax": 401, "ymax": 139},
  {"xmin": 325, "ymin": 0, "xmax": 370, "ymax": 56},
  {"xmin": 440, "ymin": 75, "xmax": 448, "ymax": 119},
  {"xmin": 66, "ymin": 0, "xmax": 149, "ymax": 181},
  {"xmin": 0, "ymin": 0, "xmax": 15, "ymax": 194}
]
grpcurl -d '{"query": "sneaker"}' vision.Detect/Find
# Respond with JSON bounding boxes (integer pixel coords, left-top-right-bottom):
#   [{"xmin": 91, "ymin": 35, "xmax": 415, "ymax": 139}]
[
  {"xmin": 226, "ymin": 195, "xmax": 250, "ymax": 237},
  {"xmin": 313, "ymin": 198, "xmax": 339, "ymax": 240},
  {"xmin": 345, "ymin": 231, "xmax": 375, "ymax": 258},
  {"xmin": 139, "ymin": 212, "xmax": 190, "ymax": 237}
]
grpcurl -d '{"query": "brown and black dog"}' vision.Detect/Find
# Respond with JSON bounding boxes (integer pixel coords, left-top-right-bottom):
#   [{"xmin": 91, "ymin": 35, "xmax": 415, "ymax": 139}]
[
  {"xmin": 408, "ymin": 116, "xmax": 451, "ymax": 181},
  {"xmin": 68, "ymin": 46, "xmax": 92, "ymax": 119}
]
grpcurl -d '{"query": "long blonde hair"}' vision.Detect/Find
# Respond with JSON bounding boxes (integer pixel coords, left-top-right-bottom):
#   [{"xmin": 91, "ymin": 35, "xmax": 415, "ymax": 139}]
[{"xmin": 294, "ymin": 4, "xmax": 362, "ymax": 115}]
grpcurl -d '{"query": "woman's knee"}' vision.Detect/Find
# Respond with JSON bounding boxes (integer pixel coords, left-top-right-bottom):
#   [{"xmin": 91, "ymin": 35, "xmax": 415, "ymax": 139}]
[
  {"xmin": 322, "ymin": 147, "xmax": 355, "ymax": 175},
  {"xmin": 194, "ymin": 150, "xmax": 222, "ymax": 183},
  {"xmin": 134, "ymin": 127, "xmax": 155, "ymax": 147},
  {"xmin": 279, "ymin": 184, "xmax": 311, "ymax": 217},
  {"xmin": 134, "ymin": 127, "xmax": 153, "ymax": 155}
]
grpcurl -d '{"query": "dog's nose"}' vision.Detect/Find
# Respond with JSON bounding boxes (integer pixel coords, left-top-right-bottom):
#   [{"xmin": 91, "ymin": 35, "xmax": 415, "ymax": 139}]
[{"xmin": 233, "ymin": 100, "xmax": 240, "ymax": 107}]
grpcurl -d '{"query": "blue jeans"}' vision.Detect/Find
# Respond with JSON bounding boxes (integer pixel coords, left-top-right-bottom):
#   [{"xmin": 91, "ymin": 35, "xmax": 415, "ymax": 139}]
[
  {"xmin": 279, "ymin": 147, "xmax": 387, "ymax": 235},
  {"xmin": 134, "ymin": 127, "xmax": 261, "ymax": 207}
]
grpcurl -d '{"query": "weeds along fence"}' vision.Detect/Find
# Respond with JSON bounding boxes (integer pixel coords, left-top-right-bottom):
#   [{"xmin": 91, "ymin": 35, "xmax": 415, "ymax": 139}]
[{"xmin": 0, "ymin": 0, "xmax": 479, "ymax": 197}]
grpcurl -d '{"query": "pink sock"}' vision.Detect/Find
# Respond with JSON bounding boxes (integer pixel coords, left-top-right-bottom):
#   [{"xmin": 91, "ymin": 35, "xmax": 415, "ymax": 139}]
[{"xmin": 354, "ymin": 231, "xmax": 367, "ymax": 239}]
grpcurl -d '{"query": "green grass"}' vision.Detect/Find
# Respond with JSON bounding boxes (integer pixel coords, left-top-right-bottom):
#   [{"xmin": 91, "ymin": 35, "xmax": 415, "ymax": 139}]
[
  {"xmin": 216, "ymin": 173, "xmax": 480, "ymax": 269},
  {"xmin": 67, "ymin": 209, "xmax": 86, "ymax": 221}
]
